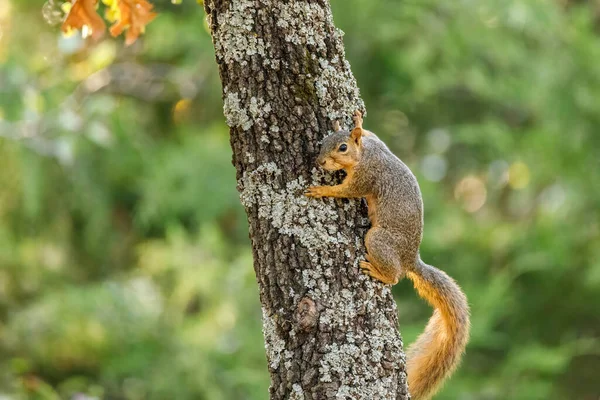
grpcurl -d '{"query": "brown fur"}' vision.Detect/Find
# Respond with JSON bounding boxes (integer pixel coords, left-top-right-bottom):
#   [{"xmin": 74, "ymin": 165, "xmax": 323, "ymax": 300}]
[{"xmin": 307, "ymin": 111, "xmax": 471, "ymax": 400}]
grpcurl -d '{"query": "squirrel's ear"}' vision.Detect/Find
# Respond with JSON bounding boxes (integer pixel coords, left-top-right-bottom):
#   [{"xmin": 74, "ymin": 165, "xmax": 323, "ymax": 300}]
[{"xmin": 350, "ymin": 126, "xmax": 363, "ymax": 146}]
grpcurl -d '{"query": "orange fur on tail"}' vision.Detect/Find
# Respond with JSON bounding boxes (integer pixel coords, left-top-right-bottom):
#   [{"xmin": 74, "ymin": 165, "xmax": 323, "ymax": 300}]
[{"xmin": 405, "ymin": 260, "xmax": 471, "ymax": 400}]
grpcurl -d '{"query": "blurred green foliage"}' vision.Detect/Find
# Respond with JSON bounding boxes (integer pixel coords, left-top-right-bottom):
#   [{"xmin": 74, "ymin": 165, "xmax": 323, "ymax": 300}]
[{"xmin": 0, "ymin": 0, "xmax": 599, "ymax": 399}]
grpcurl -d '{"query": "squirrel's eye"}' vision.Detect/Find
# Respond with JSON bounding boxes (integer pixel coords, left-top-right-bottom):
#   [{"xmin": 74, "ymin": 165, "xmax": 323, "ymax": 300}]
[{"xmin": 338, "ymin": 144, "xmax": 348, "ymax": 152}]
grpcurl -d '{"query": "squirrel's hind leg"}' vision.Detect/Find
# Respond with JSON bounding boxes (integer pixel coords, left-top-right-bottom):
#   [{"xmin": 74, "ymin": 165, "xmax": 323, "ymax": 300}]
[
  {"xmin": 360, "ymin": 261, "xmax": 398, "ymax": 285},
  {"xmin": 361, "ymin": 227, "xmax": 404, "ymax": 285}
]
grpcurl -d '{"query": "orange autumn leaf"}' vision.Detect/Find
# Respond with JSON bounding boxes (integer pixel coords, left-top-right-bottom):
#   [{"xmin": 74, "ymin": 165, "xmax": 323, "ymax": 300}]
[
  {"xmin": 61, "ymin": 0, "xmax": 106, "ymax": 40},
  {"xmin": 109, "ymin": 0, "xmax": 157, "ymax": 46}
]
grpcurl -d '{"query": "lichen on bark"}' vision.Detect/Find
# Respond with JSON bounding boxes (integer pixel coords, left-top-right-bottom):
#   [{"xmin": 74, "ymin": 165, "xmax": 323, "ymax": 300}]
[{"xmin": 203, "ymin": 0, "xmax": 410, "ymax": 398}]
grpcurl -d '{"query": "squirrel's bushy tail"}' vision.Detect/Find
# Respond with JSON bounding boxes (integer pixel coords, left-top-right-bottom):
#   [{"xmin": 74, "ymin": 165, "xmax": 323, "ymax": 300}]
[{"xmin": 405, "ymin": 260, "xmax": 470, "ymax": 400}]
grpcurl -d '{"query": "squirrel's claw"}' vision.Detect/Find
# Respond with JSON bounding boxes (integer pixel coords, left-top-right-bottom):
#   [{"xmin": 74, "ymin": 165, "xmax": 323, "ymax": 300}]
[
  {"xmin": 359, "ymin": 261, "xmax": 373, "ymax": 273},
  {"xmin": 360, "ymin": 261, "xmax": 377, "ymax": 281},
  {"xmin": 360, "ymin": 261, "xmax": 399, "ymax": 285},
  {"xmin": 305, "ymin": 186, "xmax": 324, "ymax": 198}
]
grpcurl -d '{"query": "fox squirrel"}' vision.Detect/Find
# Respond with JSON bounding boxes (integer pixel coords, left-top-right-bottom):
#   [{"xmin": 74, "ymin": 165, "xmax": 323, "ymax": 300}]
[{"xmin": 305, "ymin": 111, "xmax": 470, "ymax": 400}]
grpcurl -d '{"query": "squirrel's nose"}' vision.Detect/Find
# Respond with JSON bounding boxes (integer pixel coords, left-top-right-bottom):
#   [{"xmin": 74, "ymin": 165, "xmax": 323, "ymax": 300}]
[{"xmin": 317, "ymin": 159, "xmax": 326, "ymax": 167}]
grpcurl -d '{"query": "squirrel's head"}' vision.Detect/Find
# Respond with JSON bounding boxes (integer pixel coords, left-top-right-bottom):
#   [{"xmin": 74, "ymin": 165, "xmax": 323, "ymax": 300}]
[{"xmin": 316, "ymin": 124, "xmax": 364, "ymax": 171}]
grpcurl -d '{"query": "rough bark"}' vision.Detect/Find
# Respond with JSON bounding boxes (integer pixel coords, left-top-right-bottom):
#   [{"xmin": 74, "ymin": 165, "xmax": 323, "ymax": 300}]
[{"xmin": 203, "ymin": 1, "xmax": 410, "ymax": 398}]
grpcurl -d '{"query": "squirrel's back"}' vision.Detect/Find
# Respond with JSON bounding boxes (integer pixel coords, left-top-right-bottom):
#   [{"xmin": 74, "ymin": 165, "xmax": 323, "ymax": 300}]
[{"xmin": 356, "ymin": 135, "xmax": 424, "ymax": 262}]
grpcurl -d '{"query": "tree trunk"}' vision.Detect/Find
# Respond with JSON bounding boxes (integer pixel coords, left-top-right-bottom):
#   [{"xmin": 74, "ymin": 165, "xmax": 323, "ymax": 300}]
[{"xmin": 203, "ymin": 1, "xmax": 410, "ymax": 398}]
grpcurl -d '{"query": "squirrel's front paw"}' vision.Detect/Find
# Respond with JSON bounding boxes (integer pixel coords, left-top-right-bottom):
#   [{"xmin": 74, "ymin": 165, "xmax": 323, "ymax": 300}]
[{"xmin": 305, "ymin": 186, "xmax": 327, "ymax": 198}]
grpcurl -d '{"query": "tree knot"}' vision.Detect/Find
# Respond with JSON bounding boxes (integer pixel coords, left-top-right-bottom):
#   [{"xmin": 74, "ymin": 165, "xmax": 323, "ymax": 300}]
[{"xmin": 295, "ymin": 296, "xmax": 319, "ymax": 332}]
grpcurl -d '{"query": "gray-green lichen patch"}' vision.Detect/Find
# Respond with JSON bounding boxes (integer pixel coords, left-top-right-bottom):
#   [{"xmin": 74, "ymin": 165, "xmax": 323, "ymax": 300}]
[
  {"xmin": 240, "ymin": 163, "xmax": 349, "ymax": 254},
  {"xmin": 314, "ymin": 57, "xmax": 363, "ymax": 123},
  {"xmin": 262, "ymin": 306, "xmax": 286, "ymax": 370},
  {"xmin": 239, "ymin": 162, "xmax": 282, "ymax": 206},
  {"xmin": 277, "ymin": 2, "xmax": 327, "ymax": 51},
  {"xmin": 212, "ymin": 0, "xmax": 330, "ymax": 69},
  {"xmin": 318, "ymin": 305, "xmax": 403, "ymax": 398},
  {"xmin": 335, "ymin": 377, "xmax": 395, "ymax": 400},
  {"xmin": 319, "ymin": 343, "xmax": 360, "ymax": 382},
  {"xmin": 211, "ymin": 0, "xmax": 268, "ymax": 65},
  {"xmin": 289, "ymin": 383, "xmax": 304, "ymax": 400},
  {"xmin": 224, "ymin": 92, "xmax": 275, "ymax": 131},
  {"xmin": 249, "ymin": 96, "xmax": 272, "ymax": 120},
  {"xmin": 223, "ymin": 92, "xmax": 252, "ymax": 130}
]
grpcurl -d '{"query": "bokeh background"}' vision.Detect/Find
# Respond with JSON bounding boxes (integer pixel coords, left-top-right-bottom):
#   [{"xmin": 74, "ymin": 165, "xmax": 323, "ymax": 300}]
[{"xmin": 1, "ymin": 0, "xmax": 599, "ymax": 399}]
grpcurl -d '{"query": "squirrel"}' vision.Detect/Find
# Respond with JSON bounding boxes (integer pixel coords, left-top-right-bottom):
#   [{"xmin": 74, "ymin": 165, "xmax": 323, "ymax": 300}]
[{"xmin": 305, "ymin": 111, "xmax": 470, "ymax": 400}]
